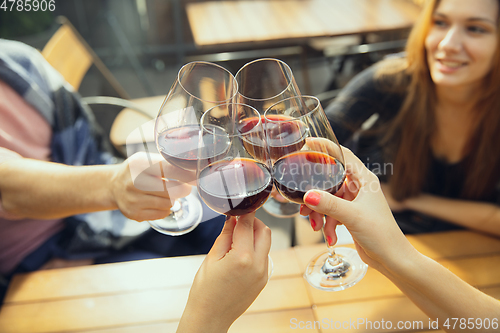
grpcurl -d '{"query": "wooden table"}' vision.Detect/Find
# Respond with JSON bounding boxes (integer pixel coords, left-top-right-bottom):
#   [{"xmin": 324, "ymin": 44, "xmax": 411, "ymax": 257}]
[
  {"xmin": 1, "ymin": 230, "xmax": 499, "ymax": 332},
  {"xmin": 186, "ymin": 0, "xmax": 421, "ymax": 48}
]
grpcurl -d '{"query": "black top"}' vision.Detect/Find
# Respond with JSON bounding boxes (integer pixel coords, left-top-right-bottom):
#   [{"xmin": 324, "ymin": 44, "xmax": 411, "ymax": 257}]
[{"xmin": 324, "ymin": 63, "xmax": 500, "ymax": 234}]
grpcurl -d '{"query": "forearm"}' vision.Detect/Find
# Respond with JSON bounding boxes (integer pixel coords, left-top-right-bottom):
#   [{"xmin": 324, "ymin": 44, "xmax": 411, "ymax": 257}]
[
  {"xmin": 0, "ymin": 158, "xmax": 118, "ymax": 219},
  {"xmin": 384, "ymin": 252, "xmax": 500, "ymax": 332},
  {"xmin": 405, "ymin": 194, "xmax": 500, "ymax": 236},
  {"xmin": 177, "ymin": 307, "xmax": 230, "ymax": 333}
]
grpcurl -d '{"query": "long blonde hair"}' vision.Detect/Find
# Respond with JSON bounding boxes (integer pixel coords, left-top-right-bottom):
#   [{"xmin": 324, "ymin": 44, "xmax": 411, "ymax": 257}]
[{"xmin": 380, "ymin": 0, "xmax": 500, "ymax": 201}]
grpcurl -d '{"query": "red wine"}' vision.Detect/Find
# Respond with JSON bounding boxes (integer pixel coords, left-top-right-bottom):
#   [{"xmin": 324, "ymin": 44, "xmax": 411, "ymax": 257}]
[
  {"xmin": 157, "ymin": 125, "xmax": 230, "ymax": 170},
  {"xmin": 238, "ymin": 115, "xmax": 307, "ymax": 161},
  {"xmin": 273, "ymin": 151, "xmax": 345, "ymax": 203},
  {"xmin": 198, "ymin": 158, "xmax": 272, "ymax": 216}
]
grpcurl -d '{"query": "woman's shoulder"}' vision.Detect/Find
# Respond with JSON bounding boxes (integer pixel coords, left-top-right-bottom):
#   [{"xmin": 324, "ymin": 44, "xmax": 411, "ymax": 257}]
[
  {"xmin": 326, "ymin": 57, "xmax": 408, "ymax": 116},
  {"xmin": 342, "ymin": 56, "xmax": 409, "ymax": 97}
]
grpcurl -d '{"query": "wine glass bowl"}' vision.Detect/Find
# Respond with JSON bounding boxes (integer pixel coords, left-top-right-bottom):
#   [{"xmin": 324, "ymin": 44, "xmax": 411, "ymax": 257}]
[
  {"xmin": 151, "ymin": 61, "xmax": 238, "ymax": 235},
  {"xmin": 236, "ymin": 58, "xmax": 299, "ymax": 112},
  {"xmin": 235, "ymin": 58, "xmax": 303, "ymax": 218},
  {"xmin": 197, "ymin": 103, "xmax": 273, "ymax": 217},
  {"xmin": 264, "ymin": 95, "xmax": 368, "ymax": 291}
]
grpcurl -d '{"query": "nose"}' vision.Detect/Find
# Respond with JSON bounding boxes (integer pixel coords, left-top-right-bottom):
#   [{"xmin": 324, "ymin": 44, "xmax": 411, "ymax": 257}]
[{"xmin": 438, "ymin": 26, "xmax": 463, "ymax": 53}]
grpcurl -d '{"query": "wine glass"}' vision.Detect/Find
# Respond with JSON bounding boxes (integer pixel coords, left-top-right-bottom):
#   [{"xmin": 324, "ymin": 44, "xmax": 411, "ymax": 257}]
[
  {"xmin": 152, "ymin": 61, "xmax": 238, "ymax": 235},
  {"xmin": 264, "ymin": 95, "xmax": 368, "ymax": 291},
  {"xmin": 235, "ymin": 58, "xmax": 302, "ymax": 218},
  {"xmin": 197, "ymin": 102, "xmax": 272, "ymax": 216},
  {"xmin": 197, "ymin": 102, "xmax": 274, "ymax": 275}
]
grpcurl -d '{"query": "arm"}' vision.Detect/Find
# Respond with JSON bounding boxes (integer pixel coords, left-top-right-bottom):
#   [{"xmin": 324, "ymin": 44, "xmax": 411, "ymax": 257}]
[
  {"xmin": 384, "ymin": 251, "xmax": 499, "ymax": 331},
  {"xmin": 177, "ymin": 213, "xmax": 271, "ymax": 333},
  {"xmin": 0, "ymin": 152, "xmax": 194, "ymax": 221},
  {"xmin": 382, "ymin": 183, "xmax": 500, "ymax": 236},
  {"xmin": 301, "ymin": 148, "xmax": 500, "ymax": 332},
  {"xmin": 324, "ymin": 62, "xmax": 404, "ymax": 145}
]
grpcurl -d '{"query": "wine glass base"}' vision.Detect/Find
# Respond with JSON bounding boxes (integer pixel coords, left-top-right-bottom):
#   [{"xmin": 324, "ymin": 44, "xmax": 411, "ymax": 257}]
[
  {"xmin": 268, "ymin": 254, "xmax": 274, "ymax": 280},
  {"xmin": 304, "ymin": 247, "xmax": 368, "ymax": 291},
  {"xmin": 148, "ymin": 192, "xmax": 203, "ymax": 236},
  {"xmin": 262, "ymin": 197, "xmax": 300, "ymax": 218}
]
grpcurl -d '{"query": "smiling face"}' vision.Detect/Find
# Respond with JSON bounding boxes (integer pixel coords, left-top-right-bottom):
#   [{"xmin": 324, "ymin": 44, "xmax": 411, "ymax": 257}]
[{"xmin": 425, "ymin": 0, "xmax": 499, "ymax": 89}]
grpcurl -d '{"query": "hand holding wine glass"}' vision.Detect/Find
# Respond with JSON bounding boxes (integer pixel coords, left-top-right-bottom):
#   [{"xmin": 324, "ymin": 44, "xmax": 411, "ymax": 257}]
[
  {"xmin": 197, "ymin": 102, "xmax": 275, "ymax": 276},
  {"xmin": 152, "ymin": 61, "xmax": 237, "ymax": 235},
  {"xmin": 112, "ymin": 152, "xmax": 195, "ymax": 222},
  {"xmin": 177, "ymin": 212, "xmax": 271, "ymax": 333},
  {"xmin": 264, "ymin": 95, "xmax": 368, "ymax": 291}
]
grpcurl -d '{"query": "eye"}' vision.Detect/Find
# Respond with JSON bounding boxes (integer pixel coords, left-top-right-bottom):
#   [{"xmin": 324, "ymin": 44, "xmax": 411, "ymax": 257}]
[
  {"xmin": 432, "ymin": 18, "xmax": 448, "ymax": 28},
  {"xmin": 467, "ymin": 25, "xmax": 488, "ymax": 34}
]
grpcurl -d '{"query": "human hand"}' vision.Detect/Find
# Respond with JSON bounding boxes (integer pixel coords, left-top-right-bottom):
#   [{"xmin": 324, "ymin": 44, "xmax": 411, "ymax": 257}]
[
  {"xmin": 271, "ymin": 185, "xmax": 288, "ymax": 203},
  {"xmin": 300, "ymin": 147, "xmax": 416, "ymax": 272},
  {"xmin": 177, "ymin": 213, "xmax": 271, "ymax": 333},
  {"xmin": 110, "ymin": 152, "xmax": 196, "ymax": 222}
]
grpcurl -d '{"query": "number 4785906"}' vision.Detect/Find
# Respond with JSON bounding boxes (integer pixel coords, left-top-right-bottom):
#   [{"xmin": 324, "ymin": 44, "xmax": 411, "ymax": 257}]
[
  {"xmin": 0, "ymin": 0, "xmax": 56, "ymax": 12},
  {"xmin": 443, "ymin": 318, "xmax": 498, "ymax": 330}
]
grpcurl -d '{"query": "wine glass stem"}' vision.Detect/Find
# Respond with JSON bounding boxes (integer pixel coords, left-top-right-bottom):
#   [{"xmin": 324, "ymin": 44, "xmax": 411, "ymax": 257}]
[
  {"xmin": 321, "ymin": 227, "xmax": 349, "ymax": 277},
  {"xmin": 321, "ymin": 227, "xmax": 335, "ymax": 257},
  {"xmin": 171, "ymin": 200, "xmax": 183, "ymax": 218}
]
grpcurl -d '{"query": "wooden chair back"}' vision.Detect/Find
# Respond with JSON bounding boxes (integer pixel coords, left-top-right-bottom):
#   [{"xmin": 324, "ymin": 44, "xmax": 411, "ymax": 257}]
[{"xmin": 42, "ymin": 16, "xmax": 130, "ymax": 99}]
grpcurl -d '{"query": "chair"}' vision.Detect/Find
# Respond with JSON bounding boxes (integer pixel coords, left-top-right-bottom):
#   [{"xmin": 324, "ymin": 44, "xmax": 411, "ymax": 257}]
[
  {"xmin": 42, "ymin": 16, "xmax": 129, "ymax": 99},
  {"xmin": 41, "ymin": 16, "xmax": 164, "ymax": 156}
]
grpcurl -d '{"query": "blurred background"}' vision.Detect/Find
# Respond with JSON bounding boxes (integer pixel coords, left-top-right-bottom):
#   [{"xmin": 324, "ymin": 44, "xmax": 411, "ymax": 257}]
[
  {"xmin": 0, "ymin": 0, "xmax": 421, "ymax": 249},
  {"xmin": 0, "ymin": 0, "xmax": 419, "ymax": 98}
]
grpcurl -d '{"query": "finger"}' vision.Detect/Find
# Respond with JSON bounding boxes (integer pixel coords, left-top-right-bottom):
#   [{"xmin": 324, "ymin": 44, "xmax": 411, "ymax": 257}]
[
  {"xmin": 305, "ymin": 137, "xmax": 341, "ymax": 158},
  {"xmin": 299, "ymin": 204, "xmax": 313, "ymax": 216},
  {"xmin": 253, "ymin": 218, "xmax": 272, "ymax": 260},
  {"xmin": 164, "ymin": 182, "xmax": 193, "ymax": 202},
  {"xmin": 342, "ymin": 147, "xmax": 375, "ymax": 181},
  {"xmin": 128, "ymin": 152, "xmax": 197, "ymax": 186},
  {"xmin": 339, "ymin": 178, "xmax": 356, "ymax": 202},
  {"xmin": 309, "ymin": 211, "xmax": 324, "ymax": 231},
  {"xmin": 303, "ymin": 190, "xmax": 360, "ymax": 227},
  {"xmin": 128, "ymin": 208, "xmax": 173, "ymax": 222},
  {"xmin": 232, "ymin": 212, "xmax": 256, "ymax": 253},
  {"xmin": 271, "ymin": 186, "xmax": 288, "ymax": 203},
  {"xmin": 137, "ymin": 180, "xmax": 192, "ymax": 200},
  {"xmin": 160, "ymin": 160, "xmax": 197, "ymax": 184},
  {"xmin": 323, "ymin": 216, "xmax": 339, "ymax": 246},
  {"xmin": 141, "ymin": 194, "xmax": 174, "ymax": 211},
  {"xmin": 210, "ymin": 216, "xmax": 237, "ymax": 259}
]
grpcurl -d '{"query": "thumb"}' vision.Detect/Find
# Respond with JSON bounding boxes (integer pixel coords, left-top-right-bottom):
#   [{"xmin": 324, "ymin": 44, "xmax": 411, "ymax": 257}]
[
  {"xmin": 303, "ymin": 190, "xmax": 359, "ymax": 227},
  {"xmin": 209, "ymin": 216, "xmax": 237, "ymax": 259}
]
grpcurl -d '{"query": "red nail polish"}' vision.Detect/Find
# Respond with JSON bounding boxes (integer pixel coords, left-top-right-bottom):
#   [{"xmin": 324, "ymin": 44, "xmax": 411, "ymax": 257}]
[
  {"xmin": 305, "ymin": 192, "xmax": 321, "ymax": 206},
  {"xmin": 310, "ymin": 218, "xmax": 316, "ymax": 229},
  {"xmin": 326, "ymin": 236, "xmax": 333, "ymax": 246},
  {"xmin": 299, "ymin": 205, "xmax": 304, "ymax": 214}
]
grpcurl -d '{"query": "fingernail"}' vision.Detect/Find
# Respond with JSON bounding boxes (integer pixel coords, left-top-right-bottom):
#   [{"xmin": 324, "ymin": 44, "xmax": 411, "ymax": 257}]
[
  {"xmin": 310, "ymin": 218, "xmax": 316, "ymax": 229},
  {"xmin": 305, "ymin": 192, "xmax": 321, "ymax": 206},
  {"xmin": 326, "ymin": 236, "xmax": 333, "ymax": 246},
  {"xmin": 299, "ymin": 205, "xmax": 304, "ymax": 214}
]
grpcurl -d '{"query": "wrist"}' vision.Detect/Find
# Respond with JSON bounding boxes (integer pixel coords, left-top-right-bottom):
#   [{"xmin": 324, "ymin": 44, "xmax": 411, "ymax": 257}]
[
  {"xmin": 177, "ymin": 303, "xmax": 230, "ymax": 333},
  {"xmin": 103, "ymin": 164, "xmax": 120, "ymax": 210},
  {"xmin": 381, "ymin": 244, "xmax": 425, "ymax": 281}
]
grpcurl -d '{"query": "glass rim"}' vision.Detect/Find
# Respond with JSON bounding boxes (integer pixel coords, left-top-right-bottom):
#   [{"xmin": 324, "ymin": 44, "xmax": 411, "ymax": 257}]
[
  {"xmin": 235, "ymin": 58, "xmax": 296, "ymax": 102},
  {"xmin": 200, "ymin": 102, "xmax": 263, "ymax": 138},
  {"xmin": 176, "ymin": 61, "xmax": 239, "ymax": 104},
  {"xmin": 263, "ymin": 95, "xmax": 321, "ymax": 122}
]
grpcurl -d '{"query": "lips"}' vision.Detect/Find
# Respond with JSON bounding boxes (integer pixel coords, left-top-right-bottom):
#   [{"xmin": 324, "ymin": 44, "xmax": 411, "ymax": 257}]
[
  {"xmin": 437, "ymin": 59, "xmax": 467, "ymax": 69},
  {"xmin": 434, "ymin": 58, "xmax": 468, "ymax": 73}
]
